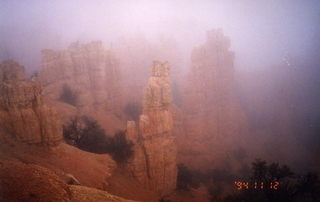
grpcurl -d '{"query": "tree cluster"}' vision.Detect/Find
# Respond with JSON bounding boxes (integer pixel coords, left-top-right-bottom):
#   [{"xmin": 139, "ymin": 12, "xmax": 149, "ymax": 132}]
[{"xmin": 63, "ymin": 116, "xmax": 133, "ymax": 164}]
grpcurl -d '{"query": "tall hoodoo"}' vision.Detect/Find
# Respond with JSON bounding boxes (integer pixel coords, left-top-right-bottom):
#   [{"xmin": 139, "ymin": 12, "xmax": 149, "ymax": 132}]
[
  {"xmin": 126, "ymin": 61, "xmax": 177, "ymax": 196},
  {"xmin": 180, "ymin": 29, "xmax": 248, "ymax": 170},
  {"xmin": 140, "ymin": 61, "xmax": 173, "ymax": 137},
  {"xmin": 0, "ymin": 60, "xmax": 62, "ymax": 146}
]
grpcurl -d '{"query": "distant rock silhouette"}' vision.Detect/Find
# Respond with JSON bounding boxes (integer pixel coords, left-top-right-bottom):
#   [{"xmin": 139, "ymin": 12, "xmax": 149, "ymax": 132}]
[{"xmin": 179, "ymin": 29, "xmax": 248, "ymax": 170}]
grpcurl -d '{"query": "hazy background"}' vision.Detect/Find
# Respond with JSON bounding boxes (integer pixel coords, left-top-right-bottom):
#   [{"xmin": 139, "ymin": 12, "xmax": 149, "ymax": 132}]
[
  {"xmin": 1, "ymin": 0, "xmax": 320, "ymax": 171},
  {"xmin": 1, "ymin": 0, "xmax": 319, "ymax": 72}
]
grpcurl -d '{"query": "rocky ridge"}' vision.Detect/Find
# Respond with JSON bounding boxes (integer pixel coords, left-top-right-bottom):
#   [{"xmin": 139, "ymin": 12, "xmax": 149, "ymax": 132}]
[{"xmin": 0, "ymin": 60, "xmax": 62, "ymax": 145}]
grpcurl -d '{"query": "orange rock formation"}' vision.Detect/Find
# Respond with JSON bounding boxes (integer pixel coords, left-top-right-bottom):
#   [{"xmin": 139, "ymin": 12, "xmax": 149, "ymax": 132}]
[
  {"xmin": 179, "ymin": 29, "xmax": 248, "ymax": 170},
  {"xmin": 38, "ymin": 41, "xmax": 123, "ymax": 116},
  {"xmin": 0, "ymin": 60, "xmax": 62, "ymax": 145},
  {"xmin": 126, "ymin": 61, "xmax": 177, "ymax": 196}
]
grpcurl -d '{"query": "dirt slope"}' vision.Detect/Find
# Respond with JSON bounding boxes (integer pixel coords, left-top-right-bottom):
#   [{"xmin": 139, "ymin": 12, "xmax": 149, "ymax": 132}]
[{"xmin": 0, "ymin": 132, "xmax": 210, "ymax": 201}]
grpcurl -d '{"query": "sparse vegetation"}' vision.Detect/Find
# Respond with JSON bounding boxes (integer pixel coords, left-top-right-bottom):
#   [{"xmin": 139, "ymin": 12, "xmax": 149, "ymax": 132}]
[
  {"xmin": 108, "ymin": 130, "xmax": 134, "ymax": 164},
  {"xmin": 60, "ymin": 84, "xmax": 78, "ymax": 106},
  {"xmin": 63, "ymin": 116, "xmax": 133, "ymax": 164}
]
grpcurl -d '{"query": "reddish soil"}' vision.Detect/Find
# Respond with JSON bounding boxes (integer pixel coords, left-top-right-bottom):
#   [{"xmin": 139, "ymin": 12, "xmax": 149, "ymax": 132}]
[
  {"xmin": 0, "ymin": 132, "xmax": 210, "ymax": 201},
  {"xmin": 0, "ymin": 161, "xmax": 71, "ymax": 201}
]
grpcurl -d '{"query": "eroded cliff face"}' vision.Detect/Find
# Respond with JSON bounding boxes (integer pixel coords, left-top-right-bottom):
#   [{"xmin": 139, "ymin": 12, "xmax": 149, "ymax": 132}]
[
  {"xmin": 179, "ymin": 29, "xmax": 248, "ymax": 171},
  {"xmin": 0, "ymin": 60, "xmax": 62, "ymax": 146},
  {"xmin": 38, "ymin": 41, "xmax": 123, "ymax": 117},
  {"xmin": 126, "ymin": 61, "xmax": 177, "ymax": 197}
]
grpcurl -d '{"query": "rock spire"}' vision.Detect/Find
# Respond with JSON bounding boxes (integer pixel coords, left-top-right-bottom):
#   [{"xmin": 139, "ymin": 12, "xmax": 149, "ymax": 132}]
[{"xmin": 126, "ymin": 61, "xmax": 177, "ymax": 196}]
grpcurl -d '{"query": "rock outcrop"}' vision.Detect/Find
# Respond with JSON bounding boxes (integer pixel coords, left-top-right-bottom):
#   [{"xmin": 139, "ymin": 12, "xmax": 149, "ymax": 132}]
[
  {"xmin": 179, "ymin": 29, "xmax": 248, "ymax": 171},
  {"xmin": 126, "ymin": 61, "xmax": 177, "ymax": 196},
  {"xmin": 38, "ymin": 41, "xmax": 123, "ymax": 116},
  {"xmin": 0, "ymin": 60, "xmax": 62, "ymax": 145}
]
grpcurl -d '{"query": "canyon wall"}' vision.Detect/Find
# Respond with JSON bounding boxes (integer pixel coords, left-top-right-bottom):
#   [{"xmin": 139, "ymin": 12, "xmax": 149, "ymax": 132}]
[
  {"xmin": 126, "ymin": 61, "xmax": 177, "ymax": 196},
  {"xmin": 179, "ymin": 29, "xmax": 248, "ymax": 171},
  {"xmin": 38, "ymin": 41, "xmax": 123, "ymax": 117},
  {"xmin": 0, "ymin": 60, "xmax": 62, "ymax": 145}
]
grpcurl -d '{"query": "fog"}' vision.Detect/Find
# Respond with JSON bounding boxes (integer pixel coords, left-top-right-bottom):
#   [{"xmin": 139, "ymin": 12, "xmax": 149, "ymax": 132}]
[
  {"xmin": 1, "ymin": 1, "xmax": 319, "ymax": 71},
  {"xmin": 1, "ymin": 0, "xmax": 320, "ymax": 175}
]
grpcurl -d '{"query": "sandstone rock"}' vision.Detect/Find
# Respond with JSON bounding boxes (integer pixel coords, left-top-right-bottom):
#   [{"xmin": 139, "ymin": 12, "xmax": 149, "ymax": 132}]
[
  {"xmin": 0, "ymin": 60, "xmax": 25, "ymax": 83},
  {"xmin": 126, "ymin": 121, "xmax": 138, "ymax": 143},
  {"xmin": 126, "ymin": 61, "xmax": 177, "ymax": 196},
  {"xmin": 38, "ymin": 41, "xmax": 123, "ymax": 117},
  {"xmin": 64, "ymin": 173, "xmax": 81, "ymax": 185},
  {"xmin": 179, "ymin": 29, "xmax": 248, "ymax": 171},
  {"xmin": 0, "ymin": 60, "xmax": 62, "ymax": 146},
  {"xmin": 125, "ymin": 142, "xmax": 149, "ymax": 189}
]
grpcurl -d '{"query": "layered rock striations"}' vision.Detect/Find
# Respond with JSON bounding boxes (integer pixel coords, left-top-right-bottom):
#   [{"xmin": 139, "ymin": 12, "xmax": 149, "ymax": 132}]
[
  {"xmin": 38, "ymin": 41, "xmax": 123, "ymax": 116},
  {"xmin": 0, "ymin": 60, "xmax": 62, "ymax": 145},
  {"xmin": 180, "ymin": 29, "xmax": 248, "ymax": 170},
  {"xmin": 126, "ymin": 61, "xmax": 177, "ymax": 196}
]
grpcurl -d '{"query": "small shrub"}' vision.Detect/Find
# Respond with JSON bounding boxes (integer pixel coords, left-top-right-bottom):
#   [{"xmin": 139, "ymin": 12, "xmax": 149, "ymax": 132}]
[
  {"xmin": 60, "ymin": 84, "xmax": 78, "ymax": 106},
  {"xmin": 109, "ymin": 130, "xmax": 134, "ymax": 164},
  {"xmin": 76, "ymin": 116, "xmax": 109, "ymax": 154}
]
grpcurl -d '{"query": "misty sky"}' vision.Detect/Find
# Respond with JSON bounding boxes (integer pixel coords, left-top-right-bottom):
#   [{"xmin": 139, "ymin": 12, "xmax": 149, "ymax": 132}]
[{"xmin": 1, "ymin": 0, "xmax": 319, "ymax": 73}]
